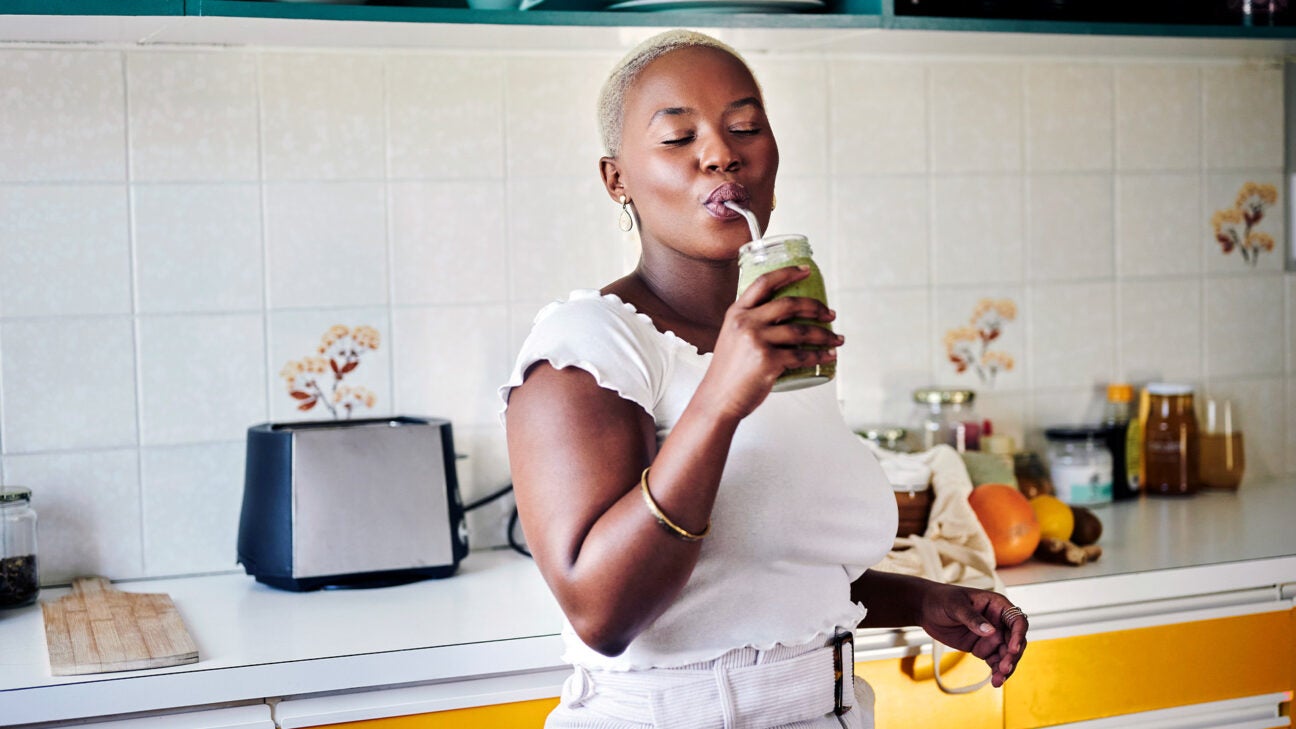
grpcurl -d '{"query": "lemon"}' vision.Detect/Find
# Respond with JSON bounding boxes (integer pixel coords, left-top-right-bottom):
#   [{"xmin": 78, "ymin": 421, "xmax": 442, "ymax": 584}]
[{"xmin": 1029, "ymin": 494, "xmax": 1074, "ymax": 541}]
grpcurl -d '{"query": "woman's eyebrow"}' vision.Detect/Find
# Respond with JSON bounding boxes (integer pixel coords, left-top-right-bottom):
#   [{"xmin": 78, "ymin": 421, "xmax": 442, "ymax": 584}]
[
  {"xmin": 727, "ymin": 96, "xmax": 763, "ymax": 112},
  {"xmin": 649, "ymin": 106, "xmax": 693, "ymax": 125}
]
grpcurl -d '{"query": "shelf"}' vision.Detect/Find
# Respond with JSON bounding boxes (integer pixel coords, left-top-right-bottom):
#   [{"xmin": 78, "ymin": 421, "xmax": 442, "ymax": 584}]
[{"xmin": 4, "ymin": 0, "xmax": 1296, "ymax": 51}]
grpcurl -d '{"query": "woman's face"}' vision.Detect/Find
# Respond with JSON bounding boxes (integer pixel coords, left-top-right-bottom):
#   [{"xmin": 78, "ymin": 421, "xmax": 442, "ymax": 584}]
[{"xmin": 611, "ymin": 46, "xmax": 779, "ymax": 261}]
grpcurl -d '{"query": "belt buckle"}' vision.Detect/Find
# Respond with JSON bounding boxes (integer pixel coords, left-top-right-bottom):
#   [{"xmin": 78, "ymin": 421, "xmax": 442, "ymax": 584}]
[{"xmin": 832, "ymin": 630, "xmax": 853, "ymax": 717}]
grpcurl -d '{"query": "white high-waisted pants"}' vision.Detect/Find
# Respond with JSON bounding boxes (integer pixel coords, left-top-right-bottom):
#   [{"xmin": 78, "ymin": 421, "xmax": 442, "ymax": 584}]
[{"xmin": 544, "ymin": 637, "xmax": 876, "ymax": 729}]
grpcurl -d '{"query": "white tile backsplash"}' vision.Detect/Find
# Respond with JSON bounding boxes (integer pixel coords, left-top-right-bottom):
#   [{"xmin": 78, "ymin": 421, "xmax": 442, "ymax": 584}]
[
  {"xmin": 0, "ymin": 185, "xmax": 132, "ymax": 318},
  {"xmin": 1027, "ymin": 174, "xmax": 1114, "ymax": 282},
  {"xmin": 390, "ymin": 304, "xmax": 511, "ymax": 428},
  {"xmin": 1, "ymin": 318, "xmax": 138, "ymax": 454},
  {"xmin": 1202, "ymin": 63, "xmax": 1284, "ymax": 171},
  {"xmin": 1026, "ymin": 64, "xmax": 1113, "ymax": 172},
  {"xmin": 390, "ymin": 180, "xmax": 509, "ymax": 305},
  {"xmin": 267, "ymin": 308, "xmax": 393, "ymax": 423},
  {"xmin": 1204, "ymin": 273, "xmax": 1285, "ymax": 378},
  {"xmin": 260, "ymin": 53, "xmax": 386, "ymax": 181},
  {"xmin": 1118, "ymin": 277, "xmax": 1203, "ymax": 383},
  {"xmin": 1203, "ymin": 171, "xmax": 1285, "ymax": 274},
  {"xmin": 3, "ymin": 448, "xmax": 144, "ymax": 583},
  {"xmin": 929, "ymin": 63, "xmax": 1023, "ymax": 173},
  {"xmin": 126, "ymin": 51, "xmax": 260, "ymax": 182},
  {"xmin": 931, "ymin": 175, "xmax": 1025, "ymax": 286},
  {"xmin": 264, "ymin": 182, "xmax": 389, "ymax": 309},
  {"xmin": 505, "ymin": 55, "xmax": 611, "ymax": 177},
  {"xmin": 0, "ymin": 50, "xmax": 126, "ymax": 182},
  {"xmin": 1028, "ymin": 282, "xmax": 1115, "ymax": 389},
  {"xmin": 829, "ymin": 61, "xmax": 927, "ymax": 176},
  {"xmin": 1117, "ymin": 173, "xmax": 1203, "ymax": 277},
  {"xmin": 134, "ymin": 183, "xmax": 264, "ymax": 313},
  {"xmin": 387, "ymin": 55, "xmax": 506, "ymax": 180},
  {"xmin": 140, "ymin": 442, "xmax": 244, "ymax": 576},
  {"xmin": 137, "ymin": 314, "xmax": 267, "ymax": 445},
  {"xmin": 1, "ymin": 44, "xmax": 1291, "ymax": 581},
  {"xmin": 1115, "ymin": 65, "xmax": 1201, "ymax": 171},
  {"xmin": 832, "ymin": 176, "xmax": 929, "ymax": 289}
]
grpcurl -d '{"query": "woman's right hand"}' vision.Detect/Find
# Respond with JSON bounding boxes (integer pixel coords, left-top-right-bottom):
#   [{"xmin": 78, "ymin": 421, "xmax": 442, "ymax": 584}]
[{"xmin": 697, "ymin": 265, "xmax": 843, "ymax": 421}]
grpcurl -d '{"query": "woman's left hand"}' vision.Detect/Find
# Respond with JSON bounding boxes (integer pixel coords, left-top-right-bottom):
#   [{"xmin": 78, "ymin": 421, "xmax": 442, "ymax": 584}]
[{"xmin": 916, "ymin": 582, "xmax": 1028, "ymax": 688}]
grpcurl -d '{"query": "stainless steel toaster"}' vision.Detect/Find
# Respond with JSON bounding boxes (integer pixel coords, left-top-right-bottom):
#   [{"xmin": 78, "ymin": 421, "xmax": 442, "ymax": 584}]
[{"xmin": 237, "ymin": 416, "xmax": 469, "ymax": 591}]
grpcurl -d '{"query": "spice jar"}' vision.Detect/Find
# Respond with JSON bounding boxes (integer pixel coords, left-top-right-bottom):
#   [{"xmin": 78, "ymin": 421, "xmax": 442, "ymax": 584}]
[
  {"xmin": 912, "ymin": 387, "xmax": 980, "ymax": 452},
  {"xmin": 1143, "ymin": 383, "xmax": 1200, "ymax": 496},
  {"xmin": 879, "ymin": 459, "xmax": 933, "ymax": 539},
  {"xmin": 1044, "ymin": 426, "xmax": 1113, "ymax": 506},
  {"xmin": 0, "ymin": 486, "xmax": 39, "ymax": 608}
]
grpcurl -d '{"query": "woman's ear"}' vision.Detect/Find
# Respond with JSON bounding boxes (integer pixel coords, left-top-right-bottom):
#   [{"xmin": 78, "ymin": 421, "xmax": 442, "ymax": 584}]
[{"xmin": 600, "ymin": 157, "xmax": 626, "ymax": 204}]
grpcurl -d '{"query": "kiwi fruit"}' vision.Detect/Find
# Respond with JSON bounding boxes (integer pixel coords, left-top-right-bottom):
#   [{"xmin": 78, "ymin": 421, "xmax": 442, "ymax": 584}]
[{"xmin": 1070, "ymin": 505, "xmax": 1103, "ymax": 546}]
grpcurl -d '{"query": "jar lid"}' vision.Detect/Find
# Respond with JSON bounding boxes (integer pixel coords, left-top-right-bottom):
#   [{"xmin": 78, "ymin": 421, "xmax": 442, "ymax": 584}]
[
  {"xmin": 856, "ymin": 426, "xmax": 907, "ymax": 443},
  {"xmin": 1043, "ymin": 425, "xmax": 1105, "ymax": 441},
  {"xmin": 1106, "ymin": 383, "xmax": 1134, "ymax": 403},
  {"xmin": 1146, "ymin": 382, "xmax": 1194, "ymax": 396},
  {"xmin": 912, "ymin": 387, "xmax": 975, "ymax": 405},
  {"xmin": 0, "ymin": 486, "xmax": 31, "ymax": 503}
]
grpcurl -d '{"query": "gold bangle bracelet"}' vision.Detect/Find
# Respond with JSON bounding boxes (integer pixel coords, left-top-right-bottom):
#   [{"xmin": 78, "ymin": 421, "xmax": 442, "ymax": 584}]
[{"xmin": 640, "ymin": 467, "xmax": 710, "ymax": 542}]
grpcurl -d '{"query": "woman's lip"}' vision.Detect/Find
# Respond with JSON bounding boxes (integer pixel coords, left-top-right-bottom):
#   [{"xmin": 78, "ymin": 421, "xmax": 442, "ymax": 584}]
[
  {"xmin": 704, "ymin": 182, "xmax": 750, "ymax": 206},
  {"xmin": 704, "ymin": 201, "xmax": 746, "ymax": 220}
]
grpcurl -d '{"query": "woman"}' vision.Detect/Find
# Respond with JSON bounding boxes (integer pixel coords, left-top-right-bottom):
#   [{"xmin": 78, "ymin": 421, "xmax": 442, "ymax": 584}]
[{"xmin": 500, "ymin": 30, "xmax": 1027, "ymax": 728}]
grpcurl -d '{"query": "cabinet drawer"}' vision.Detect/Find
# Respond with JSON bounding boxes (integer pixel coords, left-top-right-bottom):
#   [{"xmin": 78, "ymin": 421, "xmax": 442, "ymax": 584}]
[
  {"xmin": 320, "ymin": 697, "xmax": 558, "ymax": 728},
  {"xmin": 856, "ymin": 651, "xmax": 1002, "ymax": 729},
  {"xmin": 1004, "ymin": 609, "xmax": 1293, "ymax": 729}
]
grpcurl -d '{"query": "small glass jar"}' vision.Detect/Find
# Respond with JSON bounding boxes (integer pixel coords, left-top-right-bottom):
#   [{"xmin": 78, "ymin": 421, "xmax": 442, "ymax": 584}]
[
  {"xmin": 1044, "ymin": 427, "xmax": 1113, "ymax": 506},
  {"xmin": 912, "ymin": 387, "xmax": 980, "ymax": 452},
  {"xmin": 737, "ymin": 234, "xmax": 833, "ymax": 392},
  {"xmin": 1143, "ymin": 383, "xmax": 1200, "ymax": 496},
  {"xmin": 1, "ymin": 486, "xmax": 39, "ymax": 608}
]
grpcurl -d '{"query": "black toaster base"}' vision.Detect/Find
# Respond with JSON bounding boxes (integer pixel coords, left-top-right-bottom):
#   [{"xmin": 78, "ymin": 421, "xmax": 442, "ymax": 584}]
[{"xmin": 248, "ymin": 565, "xmax": 460, "ymax": 592}]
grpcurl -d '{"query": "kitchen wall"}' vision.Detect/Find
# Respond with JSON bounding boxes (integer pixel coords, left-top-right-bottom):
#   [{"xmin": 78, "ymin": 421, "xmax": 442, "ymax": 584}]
[{"xmin": 1, "ymin": 37, "xmax": 1292, "ymax": 583}]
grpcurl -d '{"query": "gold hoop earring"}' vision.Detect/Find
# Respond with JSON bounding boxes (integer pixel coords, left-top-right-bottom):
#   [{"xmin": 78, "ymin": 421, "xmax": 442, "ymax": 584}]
[
  {"xmin": 771, "ymin": 193, "xmax": 777, "ymax": 212},
  {"xmin": 618, "ymin": 195, "xmax": 634, "ymax": 232}
]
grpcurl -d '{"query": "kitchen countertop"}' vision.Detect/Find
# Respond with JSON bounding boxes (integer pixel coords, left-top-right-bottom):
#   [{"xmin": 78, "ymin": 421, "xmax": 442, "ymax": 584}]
[{"xmin": 3, "ymin": 479, "xmax": 1295, "ymax": 726}]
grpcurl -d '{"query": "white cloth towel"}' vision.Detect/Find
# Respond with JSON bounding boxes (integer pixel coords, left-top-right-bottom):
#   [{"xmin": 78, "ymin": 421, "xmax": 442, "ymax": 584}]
[{"xmin": 867, "ymin": 443, "xmax": 1004, "ymax": 593}]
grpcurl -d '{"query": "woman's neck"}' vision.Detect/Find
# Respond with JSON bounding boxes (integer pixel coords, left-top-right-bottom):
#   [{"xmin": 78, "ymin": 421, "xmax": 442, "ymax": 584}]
[{"xmin": 603, "ymin": 242, "xmax": 740, "ymax": 354}]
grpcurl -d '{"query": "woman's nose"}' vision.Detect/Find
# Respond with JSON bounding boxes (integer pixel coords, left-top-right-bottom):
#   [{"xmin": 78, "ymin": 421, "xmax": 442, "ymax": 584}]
[{"xmin": 700, "ymin": 136, "xmax": 740, "ymax": 173}]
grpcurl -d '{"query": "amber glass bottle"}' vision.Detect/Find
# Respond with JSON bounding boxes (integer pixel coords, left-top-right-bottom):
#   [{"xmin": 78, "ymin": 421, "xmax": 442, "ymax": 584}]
[{"xmin": 1142, "ymin": 384, "xmax": 1199, "ymax": 496}]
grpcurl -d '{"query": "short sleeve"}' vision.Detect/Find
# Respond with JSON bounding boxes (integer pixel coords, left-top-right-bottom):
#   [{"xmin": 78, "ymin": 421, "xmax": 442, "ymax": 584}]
[{"xmin": 498, "ymin": 290, "xmax": 666, "ymax": 424}]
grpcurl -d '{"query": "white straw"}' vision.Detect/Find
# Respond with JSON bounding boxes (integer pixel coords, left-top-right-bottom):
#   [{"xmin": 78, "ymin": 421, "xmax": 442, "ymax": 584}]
[{"xmin": 724, "ymin": 201, "xmax": 762, "ymax": 241}]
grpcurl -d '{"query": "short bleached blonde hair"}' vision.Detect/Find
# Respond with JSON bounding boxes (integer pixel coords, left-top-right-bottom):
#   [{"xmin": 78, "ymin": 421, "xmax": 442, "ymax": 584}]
[{"xmin": 597, "ymin": 30, "xmax": 760, "ymax": 158}]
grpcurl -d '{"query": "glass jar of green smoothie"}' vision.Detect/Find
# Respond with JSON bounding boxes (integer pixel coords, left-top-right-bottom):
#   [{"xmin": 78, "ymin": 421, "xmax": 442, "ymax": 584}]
[{"xmin": 736, "ymin": 234, "xmax": 833, "ymax": 392}]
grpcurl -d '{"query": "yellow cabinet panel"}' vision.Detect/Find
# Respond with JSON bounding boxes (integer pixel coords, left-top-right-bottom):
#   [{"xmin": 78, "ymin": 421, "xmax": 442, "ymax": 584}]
[
  {"xmin": 856, "ymin": 651, "xmax": 1002, "ymax": 729},
  {"xmin": 1004, "ymin": 610, "xmax": 1293, "ymax": 729},
  {"xmin": 322, "ymin": 697, "xmax": 558, "ymax": 728}
]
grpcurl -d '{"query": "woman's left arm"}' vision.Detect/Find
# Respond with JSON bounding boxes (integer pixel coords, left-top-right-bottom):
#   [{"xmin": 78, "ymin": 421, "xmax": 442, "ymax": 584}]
[{"xmin": 851, "ymin": 570, "xmax": 1028, "ymax": 687}]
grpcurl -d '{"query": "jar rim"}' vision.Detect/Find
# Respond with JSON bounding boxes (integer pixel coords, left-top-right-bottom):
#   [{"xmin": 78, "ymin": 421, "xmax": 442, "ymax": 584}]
[
  {"xmin": 0, "ymin": 486, "xmax": 31, "ymax": 503},
  {"xmin": 737, "ymin": 234, "xmax": 810, "ymax": 258},
  {"xmin": 912, "ymin": 387, "xmax": 975, "ymax": 405}
]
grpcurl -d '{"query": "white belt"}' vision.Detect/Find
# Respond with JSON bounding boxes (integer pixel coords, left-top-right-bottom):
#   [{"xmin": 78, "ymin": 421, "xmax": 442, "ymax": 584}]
[{"xmin": 561, "ymin": 632, "xmax": 855, "ymax": 729}]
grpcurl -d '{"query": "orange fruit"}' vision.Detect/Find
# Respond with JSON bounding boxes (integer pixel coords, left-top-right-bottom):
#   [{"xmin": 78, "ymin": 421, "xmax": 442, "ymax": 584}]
[
  {"xmin": 1029, "ymin": 494, "xmax": 1075, "ymax": 541},
  {"xmin": 968, "ymin": 483, "xmax": 1041, "ymax": 567}
]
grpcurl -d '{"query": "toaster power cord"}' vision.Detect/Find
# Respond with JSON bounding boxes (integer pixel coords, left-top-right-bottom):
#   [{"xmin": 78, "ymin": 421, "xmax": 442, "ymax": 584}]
[{"xmin": 464, "ymin": 483, "xmax": 531, "ymax": 559}]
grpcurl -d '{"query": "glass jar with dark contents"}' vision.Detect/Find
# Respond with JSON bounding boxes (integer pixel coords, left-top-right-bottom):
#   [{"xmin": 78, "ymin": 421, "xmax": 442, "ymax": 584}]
[{"xmin": 1, "ymin": 486, "xmax": 39, "ymax": 608}]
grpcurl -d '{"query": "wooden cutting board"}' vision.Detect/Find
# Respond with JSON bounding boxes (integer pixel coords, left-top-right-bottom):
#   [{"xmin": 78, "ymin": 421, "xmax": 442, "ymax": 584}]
[{"xmin": 41, "ymin": 577, "xmax": 199, "ymax": 676}]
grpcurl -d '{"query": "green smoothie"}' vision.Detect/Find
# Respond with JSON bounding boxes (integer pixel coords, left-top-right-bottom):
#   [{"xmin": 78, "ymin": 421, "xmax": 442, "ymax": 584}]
[{"xmin": 736, "ymin": 234, "xmax": 834, "ymax": 392}]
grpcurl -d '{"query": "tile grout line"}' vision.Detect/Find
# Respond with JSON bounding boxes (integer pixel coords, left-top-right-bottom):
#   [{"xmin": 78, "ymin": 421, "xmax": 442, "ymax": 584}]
[
  {"xmin": 256, "ymin": 52, "xmax": 274, "ymax": 428},
  {"xmin": 383, "ymin": 55, "xmax": 397, "ymax": 417},
  {"xmin": 122, "ymin": 49, "xmax": 149, "ymax": 578}
]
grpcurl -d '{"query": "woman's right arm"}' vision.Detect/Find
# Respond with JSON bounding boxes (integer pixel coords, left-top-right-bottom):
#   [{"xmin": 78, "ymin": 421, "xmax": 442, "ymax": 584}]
[{"xmin": 505, "ymin": 265, "xmax": 841, "ymax": 656}]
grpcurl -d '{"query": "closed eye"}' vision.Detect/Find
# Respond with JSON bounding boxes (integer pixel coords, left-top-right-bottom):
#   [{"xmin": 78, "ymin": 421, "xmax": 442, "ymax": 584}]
[{"xmin": 662, "ymin": 134, "xmax": 695, "ymax": 146}]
